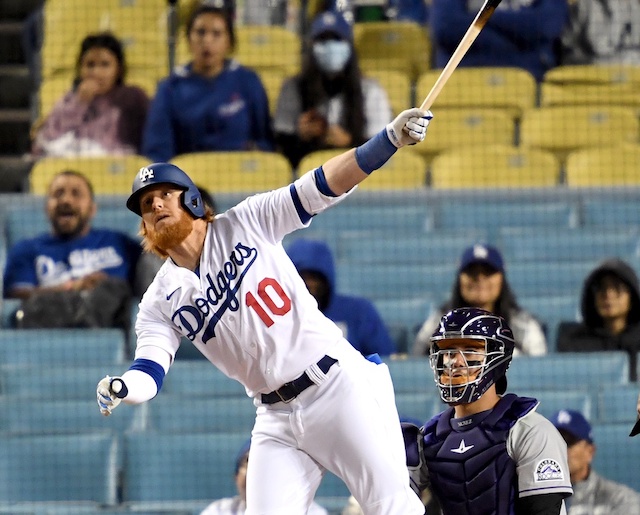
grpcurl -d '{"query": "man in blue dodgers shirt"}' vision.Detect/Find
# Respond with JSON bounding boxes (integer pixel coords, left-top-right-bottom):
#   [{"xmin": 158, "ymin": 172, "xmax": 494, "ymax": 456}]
[{"xmin": 3, "ymin": 170, "xmax": 141, "ymax": 303}]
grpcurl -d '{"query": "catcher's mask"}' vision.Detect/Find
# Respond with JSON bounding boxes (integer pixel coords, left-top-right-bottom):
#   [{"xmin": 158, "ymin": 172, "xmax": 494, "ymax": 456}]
[
  {"xmin": 430, "ymin": 307, "xmax": 515, "ymax": 405},
  {"xmin": 126, "ymin": 162, "xmax": 204, "ymax": 219}
]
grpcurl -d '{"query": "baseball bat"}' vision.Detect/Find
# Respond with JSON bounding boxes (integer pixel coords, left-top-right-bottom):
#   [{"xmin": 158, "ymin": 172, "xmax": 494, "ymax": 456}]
[{"xmin": 419, "ymin": 0, "xmax": 503, "ymax": 111}]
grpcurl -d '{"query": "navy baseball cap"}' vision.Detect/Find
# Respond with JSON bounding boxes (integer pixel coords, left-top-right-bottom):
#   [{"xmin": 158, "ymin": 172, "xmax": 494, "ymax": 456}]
[
  {"xmin": 310, "ymin": 11, "xmax": 353, "ymax": 41},
  {"xmin": 551, "ymin": 409, "xmax": 594, "ymax": 444},
  {"xmin": 458, "ymin": 244, "xmax": 504, "ymax": 274}
]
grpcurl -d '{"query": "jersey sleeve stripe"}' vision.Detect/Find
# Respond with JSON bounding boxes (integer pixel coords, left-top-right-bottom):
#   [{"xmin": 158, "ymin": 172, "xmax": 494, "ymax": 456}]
[
  {"xmin": 289, "ymin": 183, "xmax": 313, "ymax": 224},
  {"xmin": 128, "ymin": 358, "xmax": 166, "ymax": 391}
]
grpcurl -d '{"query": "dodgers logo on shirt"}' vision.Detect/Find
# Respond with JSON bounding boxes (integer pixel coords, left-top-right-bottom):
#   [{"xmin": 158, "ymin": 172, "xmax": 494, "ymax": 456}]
[{"xmin": 534, "ymin": 459, "xmax": 564, "ymax": 482}]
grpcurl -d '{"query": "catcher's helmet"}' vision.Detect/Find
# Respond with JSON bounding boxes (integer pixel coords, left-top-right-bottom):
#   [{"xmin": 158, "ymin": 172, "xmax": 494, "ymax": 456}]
[
  {"xmin": 126, "ymin": 163, "xmax": 205, "ymax": 218},
  {"xmin": 430, "ymin": 307, "xmax": 515, "ymax": 405}
]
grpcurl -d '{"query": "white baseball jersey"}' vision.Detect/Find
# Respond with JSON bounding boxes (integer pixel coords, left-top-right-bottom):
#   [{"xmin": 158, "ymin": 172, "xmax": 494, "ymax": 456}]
[{"xmin": 134, "ymin": 170, "xmax": 353, "ymax": 396}]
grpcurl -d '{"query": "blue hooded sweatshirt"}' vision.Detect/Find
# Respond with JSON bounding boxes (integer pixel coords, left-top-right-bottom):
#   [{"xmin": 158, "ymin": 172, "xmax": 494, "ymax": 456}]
[{"xmin": 286, "ymin": 239, "xmax": 396, "ymax": 356}]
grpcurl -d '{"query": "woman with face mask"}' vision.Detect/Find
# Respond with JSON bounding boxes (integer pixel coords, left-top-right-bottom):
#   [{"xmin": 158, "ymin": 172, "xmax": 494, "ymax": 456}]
[{"xmin": 274, "ymin": 10, "xmax": 393, "ymax": 169}]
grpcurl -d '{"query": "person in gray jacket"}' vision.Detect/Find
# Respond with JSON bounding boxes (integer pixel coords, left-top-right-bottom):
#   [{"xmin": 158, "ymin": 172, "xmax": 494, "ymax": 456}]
[{"xmin": 551, "ymin": 409, "xmax": 640, "ymax": 514}]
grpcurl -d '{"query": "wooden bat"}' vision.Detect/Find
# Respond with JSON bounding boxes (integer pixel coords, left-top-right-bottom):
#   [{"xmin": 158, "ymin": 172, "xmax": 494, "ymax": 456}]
[{"xmin": 419, "ymin": 0, "xmax": 503, "ymax": 111}]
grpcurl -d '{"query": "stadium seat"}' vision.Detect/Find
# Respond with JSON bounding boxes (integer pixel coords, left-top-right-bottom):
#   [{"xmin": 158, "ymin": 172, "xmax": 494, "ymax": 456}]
[
  {"xmin": 314, "ymin": 472, "xmax": 350, "ymax": 502},
  {"xmin": 0, "ymin": 398, "xmax": 146, "ymax": 435},
  {"xmin": 147, "ymin": 395, "xmax": 256, "ymax": 433},
  {"xmin": 365, "ymin": 69, "xmax": 412, "ymax": 116},
  {"xmin": 515, "ymin": 389, "xmax": 593, "ymax": 422},
  {"xmin": 123, "ymin": 432, "xmax": 248, "ymax": 503},
  {"xmin": 162, "ymin": 361, "xmax": 247, "ymax": 397},
  {"xmin": 385, "ymin": 357, "xmax": 433, "ymax": 394},
  {"xmin": 497, "ymin": 227, "xmax": 640, "ymax": 262},
  {"xmin": 170, "ymin": 151, "xmax": 294, "ymax": 193},
  {"xmin": 582, "ymin": 198, "xmax": 640, "ymax": 227},
  {"xmin": 0, "ymin": 432, "xmax": 118, "ymax": 504},
  {"xmin": 565, "ymin": 144, "xmax": 640, "ymax": 187},
  {"xmin": 507, "ymin": 352, "xmax": 630, "ymax": 392},
  {"xmin": 373, "ymin": 297, "xmax": 433, "ymax": 354},
  {"xmin": 430, "ymin": 145, "xmax": 560, "ymax": 189},
  {"xmin": 507, "ymin": 261, "xmax": 594, "ymax": 297},
  {"xmin": 414, "ymin": 108, "xmax": 515, "ymax": 161},
  {"xmin": 257, "ymin": 69, "xmax": 286, "ymax": 115},
  {"xmin": 592, "ymin": 423, "xmax": 640, "ymax": 492},
  {"xmin": 539, "ymin": 82, "xmax": 640, "ymax": 109},
  {"xmin": 542, "ymin": 64, "xmax": 640, "ymax": 86},
  {"xmin": 517, "ymin": 295, "xmax": 580, "ymax": 351},
  {"xmin": 415, "ymin": 67, "xmax": 537, "ymax": 120},
  {"xmin": 519, "ymin": 106, "xmax": 640, "ymax": 163},
  {"xmin": 354, "ymin": 21, "xmax": 431, "ymax": 81},
  {"xmin": 0, "ymin": 329, "xmax": 126, "ymax": 366},
  {"xmin": 595, "ymin": 384, "xmax": 640, "ymax": 424},
  {"xmin": 29, "ymin": 155, "xmax": 151, "ymax": 195},
  {"xmin": 394, "ymin": 392, "xmax": 441, "ymax": 422}
]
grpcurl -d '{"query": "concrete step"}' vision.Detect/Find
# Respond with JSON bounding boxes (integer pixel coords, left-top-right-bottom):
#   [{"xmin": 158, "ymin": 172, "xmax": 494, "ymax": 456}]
[
  {"xmin": 0, "ymin": 108, "xmax": 31, "ymax": 155},
  {"xmin": 0, "ymin": 155, "xmax": 33, "ymax": 192},
  {"xmin": 0, "ymin": 21, "xmax": 25, "ymax": 65},
  {"xmin": 0, "ymin": 64, "xmax": 31, "ymax": 108}
]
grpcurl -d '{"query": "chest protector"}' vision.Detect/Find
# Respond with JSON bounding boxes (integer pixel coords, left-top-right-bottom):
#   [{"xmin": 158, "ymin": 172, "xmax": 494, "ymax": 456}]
[{"xmin": 422, "ymin": 393, "xmax": 538, "ymax": 515}]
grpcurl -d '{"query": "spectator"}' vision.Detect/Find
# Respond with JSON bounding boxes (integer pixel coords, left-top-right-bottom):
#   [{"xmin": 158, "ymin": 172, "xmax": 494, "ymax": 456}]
[
  {"xmin": 31, "ymin": 32, "xmax": 149, "ymax": 158},
  {"xmin": 142, "ymin": 4, "xmax": 274, "ymax": 162},
  {"xmin": 200, "ymin": 439, "xmax": 328, "ymax": 514},
  {"xmin": 429, "ymin": 0, "xmax": 569, "ymax": 81},
  {"xmin": 3, "ymin": 170, "xmax": 141, "ymax": 328},
  {"xmin": 551, "ymin": 409, "xmax": 640, "ymax": 514},
  {"xmin": 403, "ymin": 308, "xmax": 573, "ymax": 513},
  {"xmin": 412, "ymin": 243, "xmax": 547, "ymax": 356},
  {"xmin": 557, "ymin": 258, "xmax": 640, "ymax": 381},
  {"xmin": 560, "ymin": 0, "xmax": 640, "ymax": 65},
  {"xmin": 286, "ymin": 238, "xmax": 396, "ymax": 357},
  {"xmin": 274, "ymin": 10, "xmax": 393, "ymax": 169}
]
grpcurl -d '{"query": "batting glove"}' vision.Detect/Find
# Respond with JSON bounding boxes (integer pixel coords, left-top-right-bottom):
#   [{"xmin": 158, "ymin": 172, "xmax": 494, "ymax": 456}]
[
  {"xmin": 386, "ymin": 108, "xmax": 433, "ymax": 148},
  {"xmin": 97, "ymin": 375, "xmax": 128, "ymax": 416}
]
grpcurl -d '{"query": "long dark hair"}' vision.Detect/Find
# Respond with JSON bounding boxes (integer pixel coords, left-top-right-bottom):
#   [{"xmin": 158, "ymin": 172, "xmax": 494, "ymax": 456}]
[
  {"xmin": 297, "ymin": 36, "xmax": 366, "ymax": 146},
  {"xmin": 74, "ymin": 32, "xmax": 126, "ymax": 86}
]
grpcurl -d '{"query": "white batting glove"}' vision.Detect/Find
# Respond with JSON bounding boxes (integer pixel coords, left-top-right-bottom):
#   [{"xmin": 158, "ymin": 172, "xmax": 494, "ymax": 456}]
[
  {"xmin": 97, "ymin": 375, "xmax": 127, "ymax": 416},
  {"xmin": 386, "ymin": 108, "xmax": 433, "ymax": 148}
]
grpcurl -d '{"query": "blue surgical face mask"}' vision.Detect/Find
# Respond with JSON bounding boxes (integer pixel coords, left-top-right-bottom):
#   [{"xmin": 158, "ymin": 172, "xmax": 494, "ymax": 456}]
[{"xmin": 312, "ymin": 40, "xmax": 352, "ymax": 74}]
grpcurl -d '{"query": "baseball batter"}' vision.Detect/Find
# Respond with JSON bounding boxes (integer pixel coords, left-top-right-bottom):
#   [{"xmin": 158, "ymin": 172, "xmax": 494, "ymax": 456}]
[
  {"xmin": 403, "ymin": 308, "xmax": 573, "ymax": 514},
  {"xmin": 97, "ymin": 108, "xmax": 431, "ymax": 514}
]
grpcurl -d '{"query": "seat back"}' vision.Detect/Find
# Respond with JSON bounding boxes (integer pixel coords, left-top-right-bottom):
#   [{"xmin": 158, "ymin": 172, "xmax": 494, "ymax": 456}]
[
  {"xmin": 171, "ymin": 151, "xmax": 294, "ymax": 193},
  {"xmin": 162, "ymin": 361, "xmax": 247, "ymax": 397},
  {"xmin": 385, "ymin": 358, "xmax": 433, "ymax": 394},
  {"xmin": 365, "ymin": 69, "xmax": 412, "ymax": 116},
  {"xmin": 543, "ymin": 64, "xmax": 640, "ymax": 86},
  {"xmin": 596, "ymin": 384, "xmax": 640, "ymax": 424},
  {"xmin": 29, "ymin": 155, "xmax": 150, "ymax": 195},
  {"xmin": 394, "ymin": 392, "xmax": 441, "ymax": 422},
  {"xmin": 539, "ymin": 82, "xmax": 640, "ymax": 108},
  {"xmin": 516, "ymin": 389, "xmax": 593, "ymax": 421},
  {"xmin": 592, "ymin": 423, "xmax": 640, "ymax": 492},
  {"xmin": 430, "ymin": 145, "xmax": 560, "ymax": 189},
  {"xmin": 565, "ymin": 144, "xmax": 640, "ymax": 187},
  {"xmin": 0, "ymin": 432, "xmax": 118, "ymax": 504}
]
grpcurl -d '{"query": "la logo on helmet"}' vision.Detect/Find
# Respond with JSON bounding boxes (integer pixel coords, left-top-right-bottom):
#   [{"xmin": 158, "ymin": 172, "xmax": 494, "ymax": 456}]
[{"xmin": 139, "ymin": 167, "xmax": 155, "ymax": 182}]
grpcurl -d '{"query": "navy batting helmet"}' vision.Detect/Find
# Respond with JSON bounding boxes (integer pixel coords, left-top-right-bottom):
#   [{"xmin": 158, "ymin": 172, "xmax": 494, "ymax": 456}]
[
  {"xmin": 430, "ymin": 307, "xmax": 515, "ymax": 405},
  {"xmin": 126, "ymin": 163, "xmax": 205, "ymax": 219}
]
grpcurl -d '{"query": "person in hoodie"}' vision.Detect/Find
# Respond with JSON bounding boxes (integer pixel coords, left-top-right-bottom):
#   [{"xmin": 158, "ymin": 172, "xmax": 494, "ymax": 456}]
[
  {"xmin": 429, "ymin": 0, "xmax": 569, "ymax": 82},
  {"xmin": 557, "ymin": 258, "xmax": 640, "ymax": 381},
  {"xmin": 142, "ymin": 4, "xmax": 274, "ymax": 162},
  {"xmin": 286, "ymin": 238, "xmax": 396, "ymax": 357}
]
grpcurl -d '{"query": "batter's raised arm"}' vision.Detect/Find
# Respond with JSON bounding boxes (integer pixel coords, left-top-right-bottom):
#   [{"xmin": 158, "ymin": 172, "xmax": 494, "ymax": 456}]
[{"xmin": 322, "ymin": 108, "xmax": 433, "ymax": 195}]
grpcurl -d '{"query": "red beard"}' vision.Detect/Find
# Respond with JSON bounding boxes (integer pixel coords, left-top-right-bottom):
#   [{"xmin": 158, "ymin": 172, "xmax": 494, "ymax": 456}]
[{"xmin": 143, "ymin": 210, "xmax": 193, "ymax": 258}]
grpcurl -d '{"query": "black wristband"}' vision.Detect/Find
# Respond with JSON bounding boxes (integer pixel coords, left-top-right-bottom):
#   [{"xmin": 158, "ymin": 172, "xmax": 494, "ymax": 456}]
[{"xmin": 110, "ymin": 378, "xmax": 128, "ymax": 399}]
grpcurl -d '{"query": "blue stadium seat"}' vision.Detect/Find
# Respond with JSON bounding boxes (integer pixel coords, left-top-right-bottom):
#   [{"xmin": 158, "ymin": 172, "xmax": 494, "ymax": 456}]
[
  {"xmin": 0, "ymin": 364, "xmax": 122, "ymax": 399},
  {"xmin": 582, "ymin": 199, "xmax": 640, "ymax": 228},
  {"xmin": 373, "ymin": 297, "xmax": 432, "ymax": 353},
  {"xmin": 595, "ymin": 384, "xmax": 640, "ymax": 424},
  {"xmin": 162, "ymin": 361, "xmax": 247, "ymax": 397},
  {"xmin": 498, "ymin": 227, "xmax": 640, "ymax": 262},
  {"xmin": 385, "ymin": 358, "xmax": 433, "ymax": 394},
  {"xmin": 507, "ymin": 352, "xmax": 629, "ymax": 392},
  {"xmin": 394, "ymin": 392, "xmax": 442, "ymax": 422},
  {"xmin": 147, "ymin": 395, "xmax": 256, "ymax": 433},
  {"xmin": 336, "ymin": 230, "xmax": 488, "ymax": 265},
  {"xmin": 518, "ymin": 295, "xmax": 580, "ymax": 351},
  {"xmin": 0, "ymin": 398, "xmax": 146, "ymax": 435},
  {"xmin": 516, "ymin": 389, "xmax": 593, "ymax": 421},
  {"xmin": 0, "ymin": 329, "xmax": 126, "ymax": 366},
  {"xmin": 507, "ymin": 261, "xmax": 595, "ymax": 297},
  {"xmin": 315, "ymin": 472, "xmax": 350, "ymax": 501},
  {"xmin": 592, "ymin": 423, "xmax": 640, "ymax": 492},
  {"xmin": 123, "ymin": 432, "xmax": 248, "ymax": 503},
  {"xmin": 337, "ymin": 262, "xmax": 455, "ymax": 302},
  {"xmin": 0, "ymin": 432, "xmax": 118, "ymax": 505}
]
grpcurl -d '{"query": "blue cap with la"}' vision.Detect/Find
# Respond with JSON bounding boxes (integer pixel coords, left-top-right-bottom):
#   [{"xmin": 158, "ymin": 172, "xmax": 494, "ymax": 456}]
[{"xmin": 551, "ymin": 409, "xmax": 593, "ymax": 443}]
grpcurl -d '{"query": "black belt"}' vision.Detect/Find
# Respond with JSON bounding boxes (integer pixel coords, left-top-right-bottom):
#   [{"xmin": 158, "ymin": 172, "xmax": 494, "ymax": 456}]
[{"xmin": 261, "ymin": 356, "xmax": 337, "ymax": 405}]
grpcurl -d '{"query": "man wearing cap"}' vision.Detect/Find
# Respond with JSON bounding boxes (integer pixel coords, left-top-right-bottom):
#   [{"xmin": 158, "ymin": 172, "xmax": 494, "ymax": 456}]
[
  {"xmin": 274, "ymin": 9, "xmax": 393, "ymax": 168},
  {"xmin": 412, "ymin": 243, "xmax": 547, "ymax": 356},
  {"xmin": 551, "ymin": 409, "xmax": 640, "ymax": 514}
]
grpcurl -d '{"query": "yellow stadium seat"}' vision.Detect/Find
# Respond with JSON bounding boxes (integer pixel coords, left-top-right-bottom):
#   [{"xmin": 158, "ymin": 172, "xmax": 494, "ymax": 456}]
[
  {"xmin": 540, "ymin": 82, "xmax": 640, "ymax": 108},
  {"xmin": 520, "ymin": 106, "xmax": 640, "ymax": 161},
  {"xmin": 354, "ymin": 21, "xmax": 431, "ymax": 81},
  {"xmin": 414, "ymin": 108, "xmax": 515, "ymax": 161},
  {"xmin": 171, "ymin": 151, "xmax": 294, "ymax": 193},
  {"xmin": 565, "ymin": 144, "xmax": 640, "ymax": 187},
  {"xmin": 364, "ymin": 69, "xmax": 412, "ymax": 116},
  {"xmin": 415, "ymin": 67, "xmax": 537, "ymax": 120},
  {"xmin": 296, "ymin": 148, "xmax": 428, "ymax": 190},
  {"xmin": 41, "ymin": 0, "xmax": 169, "ymax": 79},
  {"xmin": 543, "ymin": 64, "xmax": 640, "ymax": 86},
  {"xmin": 29, "ymin": 155, "xmax": 151, "ymax": 195},
  {"xmin": 37, "ymin": 75, "xmax": 74, "ymax": 122},
  {"xmin": 257, "ymin": 69, "xmax": 287, "ymax": 115},
  {"xmin": 430, "ymin": 144, "xmax": 560, "ymax": 189}
]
